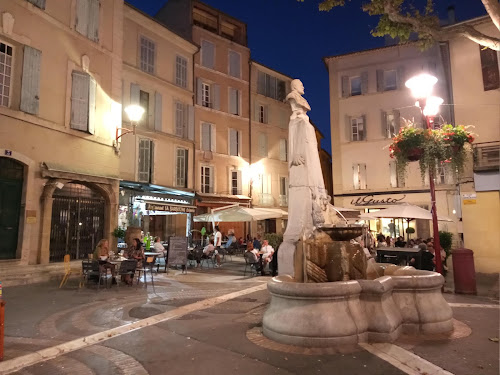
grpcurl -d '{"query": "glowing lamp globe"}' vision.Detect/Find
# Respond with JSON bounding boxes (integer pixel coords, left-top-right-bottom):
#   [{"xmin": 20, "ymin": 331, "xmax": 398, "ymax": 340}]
[
  {"xmin": 423, "ymin": 96, "xmax": 443, "ymax": 117},
  {"xmin": 405, "ymin": 73, "xmax": 438, "ymax": 100},
  {"xmin": 124, "ymin": 105, "xmax": 145, "ymax": 122}
]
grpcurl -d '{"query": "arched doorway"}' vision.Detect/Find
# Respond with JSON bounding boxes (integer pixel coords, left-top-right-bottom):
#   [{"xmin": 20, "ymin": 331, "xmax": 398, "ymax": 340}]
[
  {"xmin": 0, "ymin": 157, "xmax": 24, "ymax": 259},
  {"xmin": 50, "ymin": 183, "xmax": 105, "ymax": 262}
]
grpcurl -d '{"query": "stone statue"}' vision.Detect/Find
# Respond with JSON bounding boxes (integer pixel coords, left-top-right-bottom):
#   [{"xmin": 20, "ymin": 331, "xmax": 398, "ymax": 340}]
[{"xmin": 278, "ymin": 79, "xmax": 339, "ymax": 277}]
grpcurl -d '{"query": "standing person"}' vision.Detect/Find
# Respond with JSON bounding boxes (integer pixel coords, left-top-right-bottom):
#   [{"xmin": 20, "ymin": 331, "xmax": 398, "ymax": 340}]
[
  {"xmin": 253, "ymin": 235, "xmax": 262, "ymax": 251},
  {"xmin": 388, "ymin": 220, "xmax": 396, "ymax": 238},
  {"xmin": 213, "ymin": 226, "xmax": 223, "ymax": 267}
]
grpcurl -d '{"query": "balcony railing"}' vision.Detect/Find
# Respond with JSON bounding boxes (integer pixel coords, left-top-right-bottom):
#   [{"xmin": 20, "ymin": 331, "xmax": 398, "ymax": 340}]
[
  {"xmin": 258, "ymin": 193, "xmax": 274, "ymax": 207},
  {"xmin": 474, "ymin": 141, "xmax": 499, "ymax": 172},
  {"xmin": 279, "ymin": 194, "xmax": 288, "ymax": 207}
]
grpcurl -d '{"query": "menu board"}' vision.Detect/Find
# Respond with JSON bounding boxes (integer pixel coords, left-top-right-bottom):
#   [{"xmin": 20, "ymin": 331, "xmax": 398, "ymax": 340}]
[{"xmin": 167, "ymin": 236, "xmax": 188, "ymax": 266}]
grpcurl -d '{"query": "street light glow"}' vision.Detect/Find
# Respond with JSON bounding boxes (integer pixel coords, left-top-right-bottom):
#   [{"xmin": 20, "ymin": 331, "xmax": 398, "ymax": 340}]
[
  {"xmin": 405, "ymin": 73, "xmax": 438, "ymax": 100},
  {"xmin": 423, "ymin": 96, "xmax": 444, "ymax": 117},
  {"xmin": 124, "ymin": 104, "xmax": 145, "ymax": 122}
]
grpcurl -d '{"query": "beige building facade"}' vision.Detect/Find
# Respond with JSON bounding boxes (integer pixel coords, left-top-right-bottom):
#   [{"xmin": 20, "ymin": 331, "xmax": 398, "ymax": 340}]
[
  {"xmin": 0, "ymin": 0, "xmax": 123, "ymax": 264},
  {"xmin": 118, "ymin": 4, "xmax": 198, "ymax": 241}
]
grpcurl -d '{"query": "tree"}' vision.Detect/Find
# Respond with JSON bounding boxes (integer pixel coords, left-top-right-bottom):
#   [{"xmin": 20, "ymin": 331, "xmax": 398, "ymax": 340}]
[{"xmin": 302, "ymin": 0, "xmax": 500, "ymax": 51}]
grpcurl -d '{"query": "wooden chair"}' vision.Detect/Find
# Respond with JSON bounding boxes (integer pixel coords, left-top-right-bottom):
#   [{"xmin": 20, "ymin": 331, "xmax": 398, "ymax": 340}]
[{"xmin": 59, "ymin": 254, "xmax": 81, "ymax": 288}]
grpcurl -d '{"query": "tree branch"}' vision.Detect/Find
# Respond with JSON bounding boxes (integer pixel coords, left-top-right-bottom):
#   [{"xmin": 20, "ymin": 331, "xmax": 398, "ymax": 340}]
[{"xmin": 481, "ymin": 0, "xmax": 500, "ymax": 32}]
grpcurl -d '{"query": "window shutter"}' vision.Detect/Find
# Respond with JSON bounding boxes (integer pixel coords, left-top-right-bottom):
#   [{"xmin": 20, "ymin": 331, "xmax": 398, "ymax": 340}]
[
  {"xmin": 70, "ymin": 71, "xmax": 89, "ymax": 131},
  {"xmin": 201, "ymin": 40, "xmax": 214, "ymax": 69},
  {"xmin": 238, "ymin": 131, "xmax": 242, "ymax": 156},
  {"xmin": 236, "ymin": 170, "xmax": 242, "ymax": 195},
  {"xmin": 201, "ymin": 123, "xmax": 210, "ymax": 150},
  {"xmin": 280, "ymin": 110, "xmax": 288, "ymax": 129},
  {"xmin": 229, "ymin": 88, "xmax": 237, "ymax": 114},
  {"xmin": 27, "ymin": 0, "xmax": 46, "ymax": 9},
  {"xmin": 258, "ymin": 133, "xmax": 268, "ymax": 157},
  {"xmin": 257, "ymin": 71, "xmax": 265, "ymax": 95},
  {"xmin": 253, "ymin": 102, "xmax": 259, "ymax": 121},
  {"xmin": 341, "ymin": 75, "xmax": 349, "ymax": 98},
  {"xmin": 345, "ymin": 115, "xmax": 352, "ymax": 142},
  {"xmin": 389, "ymin": 161, "xmax": 397, "ymax": 188},
  {"xmin": 75, "ymin": 0, "xmax": 89, "ymax": 37},
  {"xmin": 196, "ymin": 78, "xmax": 202, "ymax": 106},
  {"xmin": 393, "ymin": 109, "xmax": 401, "ymax": 135},
  {"xmin": 279, "ymin": 139, "xmax": 287, "ymax": 161},
  {"xmin": 361, "ymin": 71, "xmax": 368, "ymax": 94},
  {"xmin": 360, "ymin": 163, "xmax": 367, "ymax": 189},
  {"xmin": 20, "ymin": 46, "xmax": 42, "ymax": 115},
  {"xmin": 138, "ymin": 139, "xmax": 151, "ymax": 183},
  {"xmin": 361, "ymin": 115, "xmax": 367, "ymax": 140},
  {"xmin": 229, "ymin": 51, "xmax": 240, "ymax": 78},
  {"xmin": 376, "ymin": 70, "xmax": 384, "ymax": 92},
  {"xmin": 381, "ymin": 110, "xmax": 387, "ymax": 138},
  {"xmin": 175, "ymin": 102, "xmax": 182, "ymax": 137},
  {"xmin": 229, "ymin": 129, "xmax": 237, "ymax": 156},
  {"xmin": 211, "ymin": 125, "xmax": 216, "ymax": 152},
  {"xmin": 353, "ymin": 164, "xmax": 359, "ymax": 189},
  {"xmin": 130, "ymin": 83, "xmax": 140, "ymax": 106},
  {"xmin": 445, "ymin": 168, "xmax": 455, "ymax": 185},
  {"xmin": 88, "ymin": 0, "xmax": 100, "ymax": 42},
  {"xmin": 187, "ymin": 105, "xmax": 194, "ymax": 141},
  {"xmin": 209, "ymin": 166, "xmax": 214, "ymax": 193},
  {"xmin": 87, "ymin": 76, "xmax": 96, "ymax": 134},
  {"xmin": 212, "ymin": 84, "xmax": 220, "ymax": 110},
  {"xmin": 154, "ymin": 92, "xmax": 162, "ymax": 132},
  {"xmin": 396, "ymin": 66, "xmax": 405, "ymax": 90},
  {"xmin": 150, "ymin": 141, "xmax": 155, "ymax": 183}
]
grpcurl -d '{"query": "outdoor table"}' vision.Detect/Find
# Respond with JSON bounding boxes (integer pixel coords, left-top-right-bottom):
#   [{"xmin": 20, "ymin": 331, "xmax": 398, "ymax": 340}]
[{"xmin": 376, "ymin": 247, "xmax": 422, "ymax": 268}]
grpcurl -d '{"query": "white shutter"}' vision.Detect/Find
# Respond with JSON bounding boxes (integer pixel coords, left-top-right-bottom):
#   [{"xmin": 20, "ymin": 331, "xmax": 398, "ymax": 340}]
[
  {"xmin": 212, "ymin": 84, "xmax": 220, "ymax": 110},
  {"xmin": 88, "ymin": 0, "xmax": 100, "ymax": 42},
  {"xmin": 345, "ymin": 115, "xmax": 352, "ymax": 142},
  {"xmin": 154, "ymin": 92, "xmax": 162, "ymax": 131},
  {"xmin": 138, "ymin": 139, "xmax": 151, "ymax": 183},
  {"xmin": 353, "ymin": 164, "xmax": 359, "ymax": 190},
  {"xmin": 229, "ymin": 129, "xmax": 237, "ymax": 156},
  {"xmin": 201, "ymin": 123, "xmax": 210, "ymax": 151},
  {"xmin": 236, "ymin": 170, "xmax": 242, "ymax": 195},
  {"xmin": 75, "ymin": 0, "xmax": 89, "ymax": 37},
  {"xmin": 187, "ymin": 105, "xmax": 194, "ymax": 141},
  {"xmin": 87, "ymin": 76, "xmax": 96, "ymax": 134},
  {"xmin": 393, "ymin": 109, "xmax": 401, "ymax": 134},
  {"xmin": 196, "ymin": 78, "xmax": 202, "ymax": 106},
  {"xmin": 381, "ymin": 111, "xmax": 388, "ymax": 138},
  {"xmin": 361, "ymin": 71, "xmax": 368, "ymax": 94},
  {"xmin": 253, "ymin": 101, "xmax": 259, "ymax": 121},
  {"xmin": 210, "ymin": 125, "xmax": 216, "ymax": 152},
  {"xmin": 257, "ymin": 71, "xmax": 265, "ymax": 95},
  {"xmin": 237, "ymin": 131, "xmax": 242, "ymax": 156},
  {"xmin": 130, "ymin": 83, "xmax": 140, "ymax": 105},
  {"xmin": 229, "ymin": 88, "xmax": 237, "ymax": 115},
  {"xmin": 390, "ymin": 161, "xmax": 397, "ymax": 188},
  {"xmin": 20, "ymin": 46, "xmax": 42, "ymax": 115},
  {"xmin": 229, "ymin": 51, "xmax": 240, "ymax": 78},
  {"xmin": 201, "ymin": 40, "xmax": 214, "ymax": 69},
  {"xmin": 396, "ymin": 66, "xmax": 405, "ymax": 89},
  {"xmin": 259, "ymin": 133, "xmax": 267, "ymax": 157},
  {"xmin": 361, "ymin": 114, "xmax": 367, "ymax": 140},
  {"xmin": 209, "ymin": 166, "xmax": 214, "ymax": 193},
  {"xmin": 264, "ymin": 106, "xmax": 269, "ymax": 124},
  {"xmin": 360, "ymin": 163, "xmax": 367, "ymax": 189},
  {"xmin": 341, "ymin": 76, "xmax": 349, "ymax": 98},
  {"xmin": 175, "ymin": 102, "xmax": 183, "ymax": 137},
  {"xmin": 279, "ymin": 139, "xmax": 287, "ymax": 161},
  {"xmin": 70, "ymin": 71, "xmax": 89, "ymax": 131}
]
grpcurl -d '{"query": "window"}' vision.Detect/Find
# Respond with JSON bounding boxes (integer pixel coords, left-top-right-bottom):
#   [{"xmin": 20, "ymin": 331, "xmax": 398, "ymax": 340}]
[
  {"xmin": 258, "ymin": 132, "xmax": 268, "ymax": 157},
  {"xmin": 176, "ymin": 148, "xmax": 188, "ymax": 188},
  {"xmin": 229, "ymin": 128, "xmax": 240, "ymax": 156},
  {"xmin": 201, "ymin": 40, "xmax": 215, "ymax": 69},
  {"xmin": 389, "ymin": 161, "xmax": 405, "ymax": 188},
  {"xmin": 138, "ymin": 139, "xmax": 153, "ymax": 183},
  {"xmin": 228, "ymin": 50, "xmax": 240, "ymax": 78},
  {"xmin": 382, "ymin": 110, "xmax": 400, "ymax": 138},
  {"xmin": 175, "ymin": 102, "xmax": 187, "ymax": 137},
  {"xmin": 139, "ymin": 90, "xmax": 149, "ymax": 127},
  {"xmin": 229, "ymin": 88, "xmax": 240, "ymax": 115},
  {"xmin": 230, "ymin": 170, "xmax": 242, "ymax": 195},
  {"xmin": 279, "ymin": 139, "xmax": 287, "ymax": 161},
  {"xmin": 479, "ymin": 46, "xmax": 500, "ymax": 91},
  {"xmin": 257, "ymin": 71, "xmax": 286, "ymax": 101},
  {"xmin": 436, "ymin": 165, "xmax": 454, "ymax": 185},
  {"xmin": 201, "ymin": 122, "xmax": 214, "ymax": 151},
  {"xmin": 258, "ymin": 104, "xmax": 268, "ymax": 124},
  {"xmin": 202, "ymin": 83, "xmax": 210, "ymax": 107},
  {"xmin": 140, "ymin": 36, "xmax": 155, "ymax": 74},
  {"xmin": 26, "ymin": 0, "xmax": 46, "ymax": 9},
  {"xmin": 353, "ymin": 163, "xmax": 367, "ymax": 190},
  {"xmin": 351, "ymin": 117, "xmax": 365, "ymax": 141},
  {"xmin": 384, "ymin": 70, "xmax": 397, "ymax": 91},
  {"xmin": 279, "ymin": 176, "xmax": 289, "ymax": 206},
  {"xmin": 70, "ymin": 71, "xmax": 96, "ymax": 133},
  {"xmin": 350, "ymin": 76, "xmax": 361, "ymax": 96},
  {"xmin": 75, "ymin": 0, "xmax": 100, "ymax": 42},
  {"xmin": 201, "ymin": 166, "xmax": 213, "ymax": 193},
  {"xmin": 175, "ymin": 55, "xmax": 188, "ymax": 88},
  {"xmin": 0, "ymin": 42, "xmax": 13, "ymax": 107}
]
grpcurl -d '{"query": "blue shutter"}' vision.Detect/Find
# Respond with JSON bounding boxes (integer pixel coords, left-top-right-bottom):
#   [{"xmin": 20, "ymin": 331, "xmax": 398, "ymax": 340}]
[{"xmin": 20, "ymin": 46, "xmax": 42, "ymax": 115}]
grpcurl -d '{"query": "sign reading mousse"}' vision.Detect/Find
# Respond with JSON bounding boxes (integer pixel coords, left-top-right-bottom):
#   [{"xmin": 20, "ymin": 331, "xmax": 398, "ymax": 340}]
[{"xmin": 351, "ymin": 194, "xmax": 407, "ymax": 206}]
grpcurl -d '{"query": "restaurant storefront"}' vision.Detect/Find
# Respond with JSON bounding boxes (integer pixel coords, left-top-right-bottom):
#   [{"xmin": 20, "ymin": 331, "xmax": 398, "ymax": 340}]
[{"xmin": 119, "ymin": 181, "xmax": 196, "ymax": 242}]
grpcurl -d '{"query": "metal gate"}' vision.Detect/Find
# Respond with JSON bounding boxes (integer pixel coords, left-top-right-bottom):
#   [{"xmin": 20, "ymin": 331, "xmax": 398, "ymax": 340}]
[{"xmin": 49, "ymin": 183, "xmax": 105, "ymax": 262}]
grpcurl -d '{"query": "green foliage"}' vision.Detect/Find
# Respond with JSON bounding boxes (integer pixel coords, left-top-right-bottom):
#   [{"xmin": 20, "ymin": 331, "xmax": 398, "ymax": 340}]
[
  {"xmin": 405, "ymin": 227, "xmax": 415, "ymax": 234},
  {"xmin": 438, "ymin": 231, "xmax": 453, "ymax": 253},
  {"xmin": 112, "ymin": 227, "xmax": 126, "ymax": 239},
  {"xmin": 263, "ymin": 233, "xmax": 283, "ymax": 250}
]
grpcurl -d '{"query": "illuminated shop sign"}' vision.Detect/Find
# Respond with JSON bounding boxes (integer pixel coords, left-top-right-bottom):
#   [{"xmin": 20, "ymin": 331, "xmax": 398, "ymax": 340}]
[
  {"xmin": 145, "ymin": 203, "xmax": 196, "ymax": 213},
  {"xmin": 351, "ymin": 194, "xmax": 407, "ymax": 206},
  {"xmin": 138, "ymin": 195, "xmax": 190, "ymax": 205}
]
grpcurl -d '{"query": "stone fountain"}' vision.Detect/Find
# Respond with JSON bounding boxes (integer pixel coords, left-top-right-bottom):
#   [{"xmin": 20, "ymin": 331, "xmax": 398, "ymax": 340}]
[{"xmin": 262, "ymin": 79, "xmax": 453, "ymax": 347}]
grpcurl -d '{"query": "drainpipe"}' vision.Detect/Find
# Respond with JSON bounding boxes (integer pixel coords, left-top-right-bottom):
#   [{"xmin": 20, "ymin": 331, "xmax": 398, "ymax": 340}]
[{"xmin": 248, "ymin": 59, "xmax": 253, "ymax": 207}]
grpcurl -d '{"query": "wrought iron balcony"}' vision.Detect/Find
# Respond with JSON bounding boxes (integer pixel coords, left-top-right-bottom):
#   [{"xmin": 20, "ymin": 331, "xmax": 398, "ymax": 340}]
[{"xmin": 474, "ymin": 141, "xmax": 499, "ymax": 172}]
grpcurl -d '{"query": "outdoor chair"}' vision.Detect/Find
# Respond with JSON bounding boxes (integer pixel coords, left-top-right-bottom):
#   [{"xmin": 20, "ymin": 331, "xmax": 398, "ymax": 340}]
[
  {"xmin": 189, "ymin": 247, "xmax": 203, "ymax": 268},
  {"xmin": 116, "ymin": 260, "xmax": 137, "ymax": 288},
  {"xmin": 81, "ymin": 260, "xmax": 106, "ymax": 289},
  {"xmin": 136, "ymin": 256, "xmax": 155, "ymax": 291},
  {"xmin": 244, "ymin": 252, "xmax": 260, "ymax": 276},
  {"xmin": 201, "ymin": 252, "xmax": 215, "ymax": 269},
  {"xmin": 59, "ymin": 254, "xmax": 81, "ymax": 288}
]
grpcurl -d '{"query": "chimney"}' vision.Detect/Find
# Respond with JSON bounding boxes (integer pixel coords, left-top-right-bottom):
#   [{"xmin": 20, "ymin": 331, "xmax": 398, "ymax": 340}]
[{"xmin": 447, "ymin": 6, "xmax": 456, "ymax": 25}]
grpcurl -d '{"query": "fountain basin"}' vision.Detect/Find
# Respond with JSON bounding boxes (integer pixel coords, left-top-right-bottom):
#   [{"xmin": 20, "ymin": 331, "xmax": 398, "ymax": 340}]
[{"xmin": 262, "ymin": 265, "xmax": 453, "ymax": 347}]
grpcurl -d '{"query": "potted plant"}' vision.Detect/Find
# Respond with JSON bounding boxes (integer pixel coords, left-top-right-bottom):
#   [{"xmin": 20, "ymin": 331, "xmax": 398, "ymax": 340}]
[
  {"xmin": 441, "ymin": 124, "xmax": 475, "ymax": 176},
  {"xmin": 389, "ymin": 124, "xmax": 427, "ymax": 180},
  {"xmin": 112, "ymin": 227, "xmax": 126, "ymax": 240}
]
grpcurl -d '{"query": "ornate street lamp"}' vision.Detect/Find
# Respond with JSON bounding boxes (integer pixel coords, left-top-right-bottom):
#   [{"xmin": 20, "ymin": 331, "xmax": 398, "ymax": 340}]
[
  {"xmin": 114, "ymin": 104, "xmax": 145, "ymax": 152},
  {"xmin": 405, "ymin": 73, "xmax": 444, "ymax": 274}
]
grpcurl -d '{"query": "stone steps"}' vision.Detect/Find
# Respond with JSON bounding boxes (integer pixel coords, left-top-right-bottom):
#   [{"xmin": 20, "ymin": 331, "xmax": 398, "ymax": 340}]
[{"xmin": 0, "ymin": 261, "xmax": 80, "ymax": 287}]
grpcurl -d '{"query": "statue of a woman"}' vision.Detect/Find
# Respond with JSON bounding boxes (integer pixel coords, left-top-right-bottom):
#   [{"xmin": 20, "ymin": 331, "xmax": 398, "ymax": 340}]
[{"xmin": 278, "ymin": 79, "xmax": 337, "ymax": 276}]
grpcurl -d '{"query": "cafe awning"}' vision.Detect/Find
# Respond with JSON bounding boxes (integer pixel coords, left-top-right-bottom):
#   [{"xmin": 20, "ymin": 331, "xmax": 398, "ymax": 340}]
[
  {"xmin": 359, "ymin": 203, "xmax": 452, "ymax": 222},
  {"xmin": 193, "ymin": 205, "xmax": 284, "ymax": 223}
]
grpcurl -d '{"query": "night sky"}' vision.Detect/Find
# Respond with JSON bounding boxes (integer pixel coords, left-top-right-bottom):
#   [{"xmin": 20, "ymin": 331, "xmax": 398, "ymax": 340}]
[{"xmin": 127, "ymin": 0, "xmax": 487, "ymax": 152}]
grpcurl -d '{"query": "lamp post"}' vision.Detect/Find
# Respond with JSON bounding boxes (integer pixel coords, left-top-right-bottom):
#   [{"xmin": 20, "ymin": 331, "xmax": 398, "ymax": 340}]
[
  {"xmin": 114, "ymin": 104, "xmax": 145, "ymax": 152},
  {"xmin": 405, "ymin": 73, "xmax": 444, "ymax": 274}
]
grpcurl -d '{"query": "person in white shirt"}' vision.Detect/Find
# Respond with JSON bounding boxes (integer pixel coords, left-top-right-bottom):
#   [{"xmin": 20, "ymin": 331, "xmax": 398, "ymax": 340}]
[
  {"xmin": 260, "ymin": 240, "xmax": 274, "ymax": 266},
  {"xmin": 212, "ymin": 226, "xmax": 223, "ymax": 267},
  {"xmin": 153, "ymin": 237, "xmax": 166, "ymax": 257}
]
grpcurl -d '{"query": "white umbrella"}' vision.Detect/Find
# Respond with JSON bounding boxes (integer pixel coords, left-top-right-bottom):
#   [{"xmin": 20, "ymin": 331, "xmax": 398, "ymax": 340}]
[
  {"xmin": 359, "ymin": 203, "xmax": 452, "ymax": 222},
  {"xmin": 193, "ymin": 205, "xmax": 283, "ymax": 223}
]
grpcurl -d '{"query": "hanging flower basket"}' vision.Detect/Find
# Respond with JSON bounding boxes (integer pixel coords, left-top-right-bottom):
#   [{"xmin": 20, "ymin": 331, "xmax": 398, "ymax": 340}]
[{"xmin": 407, "ymin": 147, "xmax": 424, "ymax": 161}]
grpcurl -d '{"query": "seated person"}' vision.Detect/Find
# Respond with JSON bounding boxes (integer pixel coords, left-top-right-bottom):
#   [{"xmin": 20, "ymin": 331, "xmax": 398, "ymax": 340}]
[
  {"xmin": 245, "ymin": 243, "xmax": 261, "ymax": 271},
  {"xmin": 123, "ymin": 238, "xmax": 144, "ymax": 285},
  {"xmin": 202, "ymin": 239, "xmax": 221, "ymax": 268},
  {"xmin": 153, "ymin": 237, "xmax": 166, "ymax": 257},
  {"xmin": 394, "ymin": 237, "xmax": 406, "ymax": 248},
  {"xmin": 260, "ymin": 240, "xmax": 274, "ymax": 266},
  {"xmin": 93, "ymin": 239, "xmax": 116, "ymax": 281},
  {"xmin": 225, "ymin": 233, "xmax": 235, "ymax": 248}
]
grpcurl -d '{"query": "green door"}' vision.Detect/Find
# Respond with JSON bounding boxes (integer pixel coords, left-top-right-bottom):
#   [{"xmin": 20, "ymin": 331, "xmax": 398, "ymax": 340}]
[{"xmin": 0, "ymin": 158, "xmax": 24, "ymax": 259}]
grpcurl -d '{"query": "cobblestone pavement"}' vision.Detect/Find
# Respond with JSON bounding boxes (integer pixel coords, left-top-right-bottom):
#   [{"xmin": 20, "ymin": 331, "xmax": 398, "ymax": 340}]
[{"xmin": 1, "ymin": 259, "xmax": 498, "ymax": 375}]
